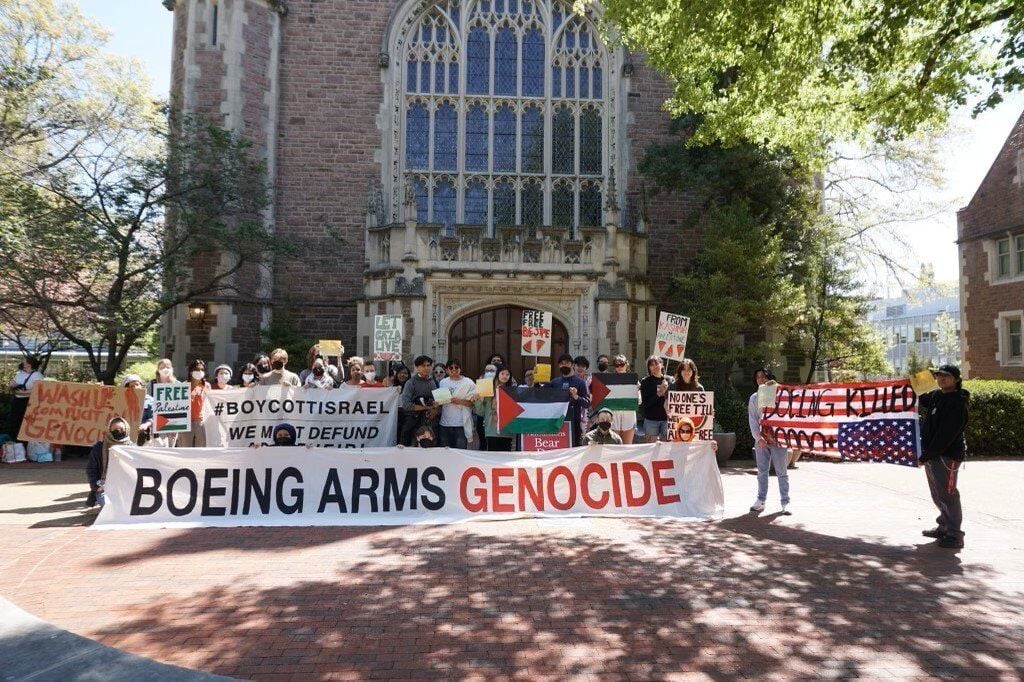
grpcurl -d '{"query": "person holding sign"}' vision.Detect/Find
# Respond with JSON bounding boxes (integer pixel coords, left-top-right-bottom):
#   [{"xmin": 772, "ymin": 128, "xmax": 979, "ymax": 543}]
[
  {"xmin": 748, "ymin": 368, "xmax": 790, "ymax": 514},
  {"xmin": 919, "ymin": 365, "xmax": 969, "ymax": 549},
  {"xmin": 178, "ymin": 359, "xmax": 211, "ymax": 448},
  {"xmin": 475, "ymin": 365, "xmax": 516, "ymax": 451},
  {"xmin": 639, "ymin": 355, "xmax": 670, "ymax": 442},
  {"xmin": 438, "ymin": 359, "xmax": 477, "ymax": 448}
]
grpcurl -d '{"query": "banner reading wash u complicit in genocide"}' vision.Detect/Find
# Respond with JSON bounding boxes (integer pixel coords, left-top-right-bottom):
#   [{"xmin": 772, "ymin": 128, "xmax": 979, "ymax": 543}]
[
  {"xmin": 92, "ymin": 442, "xmax": 724, "ymax": 529},
  {"xmin": 202, "ymin": 385, "xmax": 399, "ymax": 448}
]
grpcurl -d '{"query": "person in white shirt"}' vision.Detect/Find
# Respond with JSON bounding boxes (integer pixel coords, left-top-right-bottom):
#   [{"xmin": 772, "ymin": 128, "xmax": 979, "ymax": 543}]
[
  {"xmin": 7, "ymin": 357, "xmax": 43, "ymax": 445},
  {"xmin": 437, "ymin": 358, "xmax": 478, "ymax": 449}
]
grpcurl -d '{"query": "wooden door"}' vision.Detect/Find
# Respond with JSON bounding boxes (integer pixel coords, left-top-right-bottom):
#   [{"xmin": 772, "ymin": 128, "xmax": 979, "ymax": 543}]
[{"xmin": 447, "ymin": 305, "xmax": 568, "ymax": 381}]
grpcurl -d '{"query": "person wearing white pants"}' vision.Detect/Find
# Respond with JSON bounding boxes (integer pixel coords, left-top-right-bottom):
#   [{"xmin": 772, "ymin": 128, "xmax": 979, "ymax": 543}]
[{"xmin": 748, "ymin": 367, "xmax": 790, "ymax": 514}]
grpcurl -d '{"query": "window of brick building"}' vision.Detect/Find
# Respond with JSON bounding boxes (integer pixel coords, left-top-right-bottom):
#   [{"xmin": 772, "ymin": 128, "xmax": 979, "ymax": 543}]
[
  {"xmin": 1010, "ymin": 319, "xmax": 1023, "ymax": 360},
  {"xmin": 998, "ymin": 312, "xmax": 1024, "ymax": 365},
  {"xmin": 1017, "ymin": 235, "xmax": 1024, "ymax": 274},
  {"xmin": 997, "ymin": 237, "xmax": 1011, "ymax": 277},
  {"xmin": 399, "ymin": 0, "xmax": 610, "ymax": 236}
]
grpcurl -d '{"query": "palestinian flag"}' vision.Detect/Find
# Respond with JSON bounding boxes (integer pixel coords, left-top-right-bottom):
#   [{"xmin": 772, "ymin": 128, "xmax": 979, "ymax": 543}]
[
  {"xmin": 154, "ymin": 411, "xmax": 190, "ymax": 434},
  {"xmin": 496, "ymin": 385, "xmax": 569, "ymax": 434},
  {"xmin": 590, "ymin": 373, "xmax": 640, "ymax": 411}
]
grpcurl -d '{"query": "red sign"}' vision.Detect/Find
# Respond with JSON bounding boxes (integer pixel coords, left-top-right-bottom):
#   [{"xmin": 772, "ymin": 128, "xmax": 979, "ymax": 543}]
[{"xmin": 521, "ymin": 422, "xmax": 571, "ymax": 451}]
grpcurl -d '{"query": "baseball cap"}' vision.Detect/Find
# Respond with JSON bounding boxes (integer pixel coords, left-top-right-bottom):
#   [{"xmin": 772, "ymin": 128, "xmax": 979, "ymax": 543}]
[{"xmin": 932, "ymin": 364, "xmax": 961, "ymax": 379}]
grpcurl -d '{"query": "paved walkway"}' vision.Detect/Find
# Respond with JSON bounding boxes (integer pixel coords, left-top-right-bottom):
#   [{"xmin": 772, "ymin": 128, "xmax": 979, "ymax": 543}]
[{"xmin": 1, "ymin": 457, "xmax": 1023, "ymax": 680}]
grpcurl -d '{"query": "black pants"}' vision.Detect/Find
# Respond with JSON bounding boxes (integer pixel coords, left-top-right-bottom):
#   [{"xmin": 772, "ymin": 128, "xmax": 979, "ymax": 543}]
[
  {"xmin": 925, "ymin": 457, "xmax": 963, "ymax": 539},
  {"xmin": 6, "ymin": 396, "xmax": 29, "ymax": 443},
  {"xmin": 486, "ymin": 436, "xmax": 514, "ymax": 452}
]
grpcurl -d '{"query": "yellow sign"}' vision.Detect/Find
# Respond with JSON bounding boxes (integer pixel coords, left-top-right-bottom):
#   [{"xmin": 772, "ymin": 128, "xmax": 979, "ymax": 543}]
[
  {"xmin": 909, "ymin": 370, "xmax": 938, "ymax": 395},
  {"xmin": 476, "ymin": 378, "xmax": 494, "ymax": 397},
  {"xmin": 318, "ymin": 339, "xmax": 343, "ymax": 357},
  {"xmin": 534, "ymin": 363, "xmax": 551, "ymax": 383},
  {"xmin": 19, "ymin": 381, "xmax": 145, "ymax": 446}
]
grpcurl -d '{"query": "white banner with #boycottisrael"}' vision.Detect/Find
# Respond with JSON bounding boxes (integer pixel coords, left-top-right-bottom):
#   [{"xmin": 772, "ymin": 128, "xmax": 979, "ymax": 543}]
[
  {"xmin": 92, "ymin": 442, "xmax": 724, "ymax": 529},
  {"xmin": 202, "ymin": 385, "xmax": 399, "ymax": 448}
]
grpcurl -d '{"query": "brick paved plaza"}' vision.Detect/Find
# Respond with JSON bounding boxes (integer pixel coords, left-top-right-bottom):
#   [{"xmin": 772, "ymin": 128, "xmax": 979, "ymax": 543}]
[{"xmin": 1, "ymin": 458, "xmax": 1023, "ymax": 680}]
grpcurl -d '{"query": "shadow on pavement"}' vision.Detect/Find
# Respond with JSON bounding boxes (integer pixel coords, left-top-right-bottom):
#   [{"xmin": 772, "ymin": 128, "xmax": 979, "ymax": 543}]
[{"xmin": 92, "ymin": 518, "xmax": 1023, "ymax": 678}]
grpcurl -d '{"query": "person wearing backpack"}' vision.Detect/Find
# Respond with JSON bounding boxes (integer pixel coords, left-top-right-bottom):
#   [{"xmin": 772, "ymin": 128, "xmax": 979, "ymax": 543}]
[
  {"xmin": 919, "ymin": 365, "xmax": 970, "ymax": 549},
  {"xmin": 6, "ymin": 357, "xmax": 43, "ymax": 445}
]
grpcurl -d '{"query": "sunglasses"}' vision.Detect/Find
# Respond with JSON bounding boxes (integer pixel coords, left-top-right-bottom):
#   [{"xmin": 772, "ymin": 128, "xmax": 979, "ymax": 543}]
[{"xmin": 614, "ymin": 363, "xmax": 626, "ymax": 368}]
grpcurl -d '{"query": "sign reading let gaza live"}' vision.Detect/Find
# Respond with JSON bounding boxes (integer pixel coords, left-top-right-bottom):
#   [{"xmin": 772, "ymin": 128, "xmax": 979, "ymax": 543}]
[{"xmin": 373, "ymin": 315, "xmax": 402, "ymax": 362}]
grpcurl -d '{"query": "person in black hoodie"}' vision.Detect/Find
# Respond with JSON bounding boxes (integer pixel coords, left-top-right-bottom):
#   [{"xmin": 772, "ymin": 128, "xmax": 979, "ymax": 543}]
[{"xmin": 918, "ymin": 364, "xmax": 969, "ymax": 549}]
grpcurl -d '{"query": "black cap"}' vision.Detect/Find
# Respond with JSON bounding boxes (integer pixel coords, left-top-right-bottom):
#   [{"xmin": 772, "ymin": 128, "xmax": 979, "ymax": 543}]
[{"xmin": 933, "ymin": 364, "xmax": 961, "ymax": 379}]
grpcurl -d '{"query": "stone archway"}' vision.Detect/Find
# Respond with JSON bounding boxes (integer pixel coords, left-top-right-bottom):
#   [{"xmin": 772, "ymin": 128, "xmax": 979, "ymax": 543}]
[{"xmin": 447, "ymin": 305, "xmax": 569, "ymax": 380}]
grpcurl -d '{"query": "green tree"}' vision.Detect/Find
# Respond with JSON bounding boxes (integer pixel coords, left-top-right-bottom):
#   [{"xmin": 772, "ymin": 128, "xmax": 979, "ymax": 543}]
[
  {"xmin": 935, "ymin": 310, "xmax": 961, "ymax": 365},
  {"xmin": 905, "ymin": 344, "xmax": 934, "ymax": 375},
  {"xmin": 595, "ymin": 0, "xmax": 1022, "ymax": 167}
]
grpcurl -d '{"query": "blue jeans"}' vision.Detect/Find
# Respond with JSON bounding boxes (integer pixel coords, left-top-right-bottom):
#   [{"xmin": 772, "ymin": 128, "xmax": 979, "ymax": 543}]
[
  {"xmin": 755, "ymin": 445, "xmax": 790, "ymax": 504},
  {"xmin": 439, "ymin": 425, "xmax": 467, "ymax": 449}
]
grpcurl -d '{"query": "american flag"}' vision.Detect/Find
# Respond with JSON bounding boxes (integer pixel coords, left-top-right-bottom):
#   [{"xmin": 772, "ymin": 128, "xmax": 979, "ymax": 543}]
[
  {"xmin": 837, "ymin": 418, "xmax": 920, "ymax": 467},
  {"xmin": 760, "ymin": 379, "xmax": 918, "ymax": 459}
]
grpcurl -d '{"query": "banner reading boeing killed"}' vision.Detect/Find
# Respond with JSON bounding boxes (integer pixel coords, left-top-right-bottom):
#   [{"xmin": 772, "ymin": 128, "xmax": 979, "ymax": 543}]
[
  {"xmin": 93, "ymin": 442, "xmax": 725, "ymax": 528},
  {"xmin": 203, "ymin": 385, "xmax": 399, "ymax": 448}
]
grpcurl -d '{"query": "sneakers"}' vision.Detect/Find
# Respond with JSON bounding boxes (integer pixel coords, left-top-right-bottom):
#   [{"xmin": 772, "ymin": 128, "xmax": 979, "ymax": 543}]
[
  {"xmin": 922, "ymin": 527, "xmax": 944, "ymax": 539},
  {"xmin": 781, "ymin": 503, "xmax": 791, "ymax": 515},
  {"xmin": 749, "ymin": 499, "xmax": 765, "ymax": 512},
  {"xmin": 937, "ymin": 535, "xmax": 964, "ymax": 549}
]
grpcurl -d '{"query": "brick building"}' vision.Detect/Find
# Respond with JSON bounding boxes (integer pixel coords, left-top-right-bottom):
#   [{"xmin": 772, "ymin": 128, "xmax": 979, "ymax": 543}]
[
  {"xmin": 159, "ymin": 0, "xmax": 700, "ymax": 377},
  {"xmin": 957, "ymin": 108, "xmax": 1024, "ymax": 380}
]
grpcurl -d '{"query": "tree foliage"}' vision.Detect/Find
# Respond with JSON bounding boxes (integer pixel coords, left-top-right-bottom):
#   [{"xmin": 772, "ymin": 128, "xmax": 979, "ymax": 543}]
[{"xmin": 595, "ymin": 0, "xmax": 1023, "ymax": 166}]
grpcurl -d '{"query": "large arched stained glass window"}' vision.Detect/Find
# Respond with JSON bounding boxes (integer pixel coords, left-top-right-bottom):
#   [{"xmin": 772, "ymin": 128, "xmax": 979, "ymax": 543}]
[{"xmin": 399, "ymin": 0, "xmax": 610, "ymax": 235}]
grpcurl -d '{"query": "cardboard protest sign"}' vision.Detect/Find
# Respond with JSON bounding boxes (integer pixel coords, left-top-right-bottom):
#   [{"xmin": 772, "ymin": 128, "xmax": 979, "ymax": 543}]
[
  {"xmin": 476, "ymin": 378, "xmax": 494, "ymax": 397},
  {"xmin": 521, "ymin": 310, "xmax": 553, "ymax": 357},
  {"xmin": 152, "ymin": 382, "xmax": 191, "ymax": 434},
  {"xmin": 665, "ymin": 391, "xmax": 715, "ymax": 442},
  {"xmin": 373, "ymin": 315, "xmax": 403, "ymax": 361},
  {"xmin": 318, "ymin": 339, "xmax": 343, "ymax": 358},
  {"xmin": 18, "ymin": 381, "xmax": 145, "ymax": 446},
  {"xmin": 431, "ymin": 387, "xmax": 453, "ymax": 405},
  {"xmin": 909, "ymin": 370, "xmax": 938, "ymax": 395},
  {"xmin": 521, "ymin": 422, "xmax": 571, "ymax": 451},
  {"xmin": 533, "ymin": 363, "xmax": 551, "ymax": 383},
  {"xmin": 655, "ymin": 312, "xmax": 690, "ymax": 360},
  {"xmin": 757, "ymin": 382, "xmax": 777, "ymax": 410}
]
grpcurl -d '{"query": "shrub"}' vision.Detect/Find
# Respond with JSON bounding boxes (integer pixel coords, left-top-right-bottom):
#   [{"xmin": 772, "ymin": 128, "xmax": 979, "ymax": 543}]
[{"xmin": 962, "ymin": 379, "xmax": 1024, "ymax": 458}]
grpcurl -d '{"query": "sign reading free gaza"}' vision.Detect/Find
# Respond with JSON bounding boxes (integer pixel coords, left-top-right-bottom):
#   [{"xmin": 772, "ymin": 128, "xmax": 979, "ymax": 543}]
[{"xmin": 94, "ymin": 442, "xmax": 725, "ymax": 528}]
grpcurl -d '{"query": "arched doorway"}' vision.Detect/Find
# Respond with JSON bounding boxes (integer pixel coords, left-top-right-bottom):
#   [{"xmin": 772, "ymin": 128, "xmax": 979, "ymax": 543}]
[{"xmin": 447, "ymin": 305, "xmax": 569, "ymax": 380}]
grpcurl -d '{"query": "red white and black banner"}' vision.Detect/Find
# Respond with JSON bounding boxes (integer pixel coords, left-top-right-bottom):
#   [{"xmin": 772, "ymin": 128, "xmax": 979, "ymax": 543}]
[
  {"xmin": 93, "ymin": 442, "xmax": 725, "ymax": 528},
  {"xmin": 760, "ymin": 379, "xmax": 919, "ymax": 459}
]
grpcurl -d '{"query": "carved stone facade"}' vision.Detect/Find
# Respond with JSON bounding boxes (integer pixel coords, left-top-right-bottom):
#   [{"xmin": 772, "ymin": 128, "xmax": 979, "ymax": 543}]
[{"xmin": 162, "ymin": 0, "xmax": 683, "ymax": 371}]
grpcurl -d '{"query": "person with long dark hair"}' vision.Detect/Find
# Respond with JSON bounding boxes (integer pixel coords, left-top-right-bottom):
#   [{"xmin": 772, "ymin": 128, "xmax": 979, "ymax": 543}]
[
  {"xmin": 6, "ymin": 357, "xmax": 42, "ymax": 445},
  {"xmin": 639, "ymin": 355, "xmax": 670, "ymax": 442},
  {"xmin": 178, "ymin": 359, "xmax": 211, "ymax": 447},
  {"xmin": 237, "ymin": 363, "xmax": 261, "ymax": 387},
  {"xmin": 478, "ymin": 365, "xmax": 515, "ymax": 451},
  {"xmin": 670, "ymin": 358, "xmax": 704, "ymax": 392}
]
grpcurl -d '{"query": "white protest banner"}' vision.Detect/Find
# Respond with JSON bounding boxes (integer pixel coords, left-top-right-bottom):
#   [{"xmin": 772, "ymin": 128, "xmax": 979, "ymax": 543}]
[
  {"xmin": 655, "ymin": 312, "xmax": 690, "ymax": 360},
  {"xmin": 665, "ymin": 391, "xmax": 715, "ymax": 442},
  {"xmin": 94, "ymin": 442, "xmax": 724, "ymax": 529},
  {"xmin": 152, "ymin": 382, "xmax": 191, "ymax": 434},
  {"xmin": 521, "ymin": 310, "xmax": 553, "ymax": 357},
  {"xmin": 373, "ymin": 315, "xmax": 403, "ymax": 362},
  {"xmin": 203, "ymin": 385, "xmax": 399, "ymax": 448}
]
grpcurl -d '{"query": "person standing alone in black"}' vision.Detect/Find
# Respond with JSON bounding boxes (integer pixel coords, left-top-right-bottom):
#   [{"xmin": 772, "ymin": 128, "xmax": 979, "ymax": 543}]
[{"xmin": 919, "ymin": 364, "xmax": 969, "ymax": 549}]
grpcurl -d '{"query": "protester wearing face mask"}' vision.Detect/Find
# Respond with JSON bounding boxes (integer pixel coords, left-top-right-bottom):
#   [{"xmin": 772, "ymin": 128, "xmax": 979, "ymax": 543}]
[
  {"xmin": 178, "ymin": 359, "xmax": 210, "ymax": 447},
  {"xmin": 361, "ymin": 361, "xmax": 385, "ymax": 387},
  {"xmin": 86, "ymin": 417, "xmax": 132, "ymax": 508},
  {"xmin": 272, "ymin": 423, "xmax": 297, "ymax": 446},
  {"xmin": 584, "ymin": 409, "xmax": 622, "ymax": 445},
  {"xmin": 121, "ymin": 374, "xmax": 154, "ymax": 446},
  {"xmin": 413, "ymin": 424, "xmax": 438, "ymax": 448},
  {"xmin": 211, "ymin": 364, "xmax": 233, "ymax": 390},
  {"xmin": 303, "ymin": 358, "xmax": 335, "ymax": 389},
  {"xmin": 262, "ymin": 348, "xmax": 301, "ymax": 387},
  {"xmin": 237, "ymin": 363, "xmax": 260, "ymax": 388},
  {"xmin": 596, "ymin": 355, "xmax": 610, "ymax": 373},
  {"xmin": 149, "ymin": 358, "xmax": 177, "ymax": 396},
  {"xmin": 299, "ymin": 344, "xmax": 322, "ymax": 385},
  {"xmin": 254, "ymin": 353, "xmax": 272, "ymax": 376},
  {"xmin": 552, "ymin": 353, "xmax": 590, "ymax": 447}
]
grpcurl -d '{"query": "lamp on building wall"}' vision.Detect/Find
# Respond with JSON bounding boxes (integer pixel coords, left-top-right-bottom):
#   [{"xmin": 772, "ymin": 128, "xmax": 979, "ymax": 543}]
[{"xmin": 187, "ymin": 302, "xmax": 208, "ymax": 323}]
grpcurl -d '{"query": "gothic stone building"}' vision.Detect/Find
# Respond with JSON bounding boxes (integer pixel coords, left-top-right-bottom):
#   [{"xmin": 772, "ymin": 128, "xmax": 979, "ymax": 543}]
[
  {"xmin": 957, "ymin": 108, "xmax": 1024, "ymax": 380},
  {"xmin": 160, "ymin": 0, "xmax": 700, "ymax": 378}
]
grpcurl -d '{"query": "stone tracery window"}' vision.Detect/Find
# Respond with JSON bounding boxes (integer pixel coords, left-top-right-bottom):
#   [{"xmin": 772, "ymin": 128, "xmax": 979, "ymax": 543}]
[{"xmin": 399, "ymin": 0, "xmax": 611, "ymax": 235}]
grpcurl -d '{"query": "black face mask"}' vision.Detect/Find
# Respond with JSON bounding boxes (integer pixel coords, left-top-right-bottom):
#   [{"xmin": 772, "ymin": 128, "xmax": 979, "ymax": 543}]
[
  {"xmin": 597, "ymin": 362, "xmax": 609, "ymax": 372},
  {"xmin": 312, "ymin": 366, "xmax": 325, "ymax": 377},
  {"xmin": 418, "ymin": 438, "xmax": 433, "ymax": 448},
  {"xmin": 275, "ymin": 437, "xmax": 293, "ymax": 446},
  {"xmin": 597, "ymin": 422, "xmax": 611, "ymax": 432},
  {"xmin": 271, "ymin": 360, "xmax": 284, "ymax": 371},
  {"xmin": 258, "ymin": 363, "xmax": 270, "ymax": 373},
  {"xmin": 559, "ymin": 365, "xmax": 572, "ymax": 376},
  {"xmin": 111, "ymin": 428, "xmax": 127, "ymax": 440}
]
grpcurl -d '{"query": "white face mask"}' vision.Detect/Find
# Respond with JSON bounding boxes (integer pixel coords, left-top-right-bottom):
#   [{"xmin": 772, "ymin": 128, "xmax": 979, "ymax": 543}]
[
  {"xmin": 364, "ymin": 370, "xmax": 375, "ymax": 381},
  {"xmin": 191, "ymin": 370, "xmax": 204, "ymax": 381},
  {"xmin": 242, "ymin": 373, "xmax": 254, "ymax": 383},
  {"xmin": 217, "ymin": 373, "xmax": 230, "ymax": 383},
  {"xmin": 159, "ymin": 367, "xmax": 172, "ymax": 378}
]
